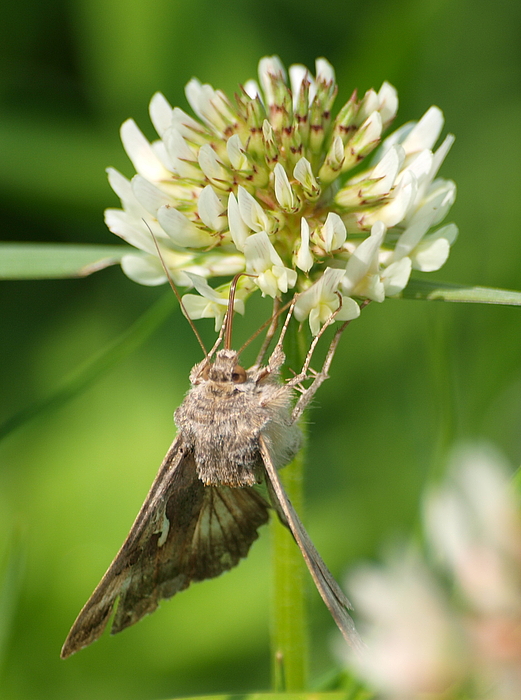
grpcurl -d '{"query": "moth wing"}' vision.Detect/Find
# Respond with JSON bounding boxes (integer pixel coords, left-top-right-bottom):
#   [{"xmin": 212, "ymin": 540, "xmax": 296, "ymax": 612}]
[
  {"xmin": 259, "ymin": 435, "xmax": 365, "ymax": 655},
  {"xmin": 61, "ymin": 436, "xmax": 270, "ymax": 658}
]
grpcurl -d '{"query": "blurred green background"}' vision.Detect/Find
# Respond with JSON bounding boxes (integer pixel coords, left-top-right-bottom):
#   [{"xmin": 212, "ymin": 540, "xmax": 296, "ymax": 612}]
[{"xmin": 1, "ymin": 0, "xmax": 520, "ymax": 698}]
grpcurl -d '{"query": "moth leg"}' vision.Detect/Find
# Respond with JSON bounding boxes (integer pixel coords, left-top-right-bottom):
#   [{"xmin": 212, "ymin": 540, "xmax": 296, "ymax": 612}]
[
  {"xmin": 272, "ymin": 295, "xmax": 298, "ymax": 356},
  {"xmin": 207, "ymin": 313, "xmax": 228, "ymax": 358},
  {"xmin": 291, "ymin": 322, "xmax": 346, "ymax": 421},
  {"xmin": 259, "ymin": 435, "xmax": 365, "ymax": 655},
  {"xmin": 289, "ymin": 299, "xmax": 370, "ymax": 422},
  {"xmin": 265, "ymin": 295, "xmax": 303, "ymax": 372}
]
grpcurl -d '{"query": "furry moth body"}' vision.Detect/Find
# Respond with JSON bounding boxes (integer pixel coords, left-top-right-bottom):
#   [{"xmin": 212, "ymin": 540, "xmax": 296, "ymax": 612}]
[{"xmin": 61, "ymin": 336, "xmax": 363, "ymax": 658}]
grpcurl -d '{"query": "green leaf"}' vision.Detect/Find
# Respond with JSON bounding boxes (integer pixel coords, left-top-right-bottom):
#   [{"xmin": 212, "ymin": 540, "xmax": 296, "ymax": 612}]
[
  {"xmin": 399, "ymin": 278, "xmax": 521, "ymax": 305},
  {"xmin": 0, "ymin": 243, "xmax": 134, "ymax": 279},
  {"xmin": 0, "ymin": 293, "xmax": 177, "ymax": 440}
]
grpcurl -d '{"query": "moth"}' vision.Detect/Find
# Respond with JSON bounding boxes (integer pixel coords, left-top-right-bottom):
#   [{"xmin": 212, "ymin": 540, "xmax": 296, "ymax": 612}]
[{"xmin": 61, "ymin": 288, "xmax": 363, "ymax": 659}]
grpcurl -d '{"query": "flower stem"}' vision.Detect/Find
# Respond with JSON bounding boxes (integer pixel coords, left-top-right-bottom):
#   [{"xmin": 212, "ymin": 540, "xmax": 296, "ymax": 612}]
[{"xmin": 269, "ymin": 321, "xmax": 310, "ymax": 691}]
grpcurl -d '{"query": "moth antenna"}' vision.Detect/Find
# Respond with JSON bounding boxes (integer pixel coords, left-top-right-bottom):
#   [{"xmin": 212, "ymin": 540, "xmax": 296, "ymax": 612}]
[
  {"xmin": 222, "ymin": 273, "xmax": 256, "ymax": 351},
  {"xmin": 143, "ymin": 220, "xmax": 208, "ymax": 359}
]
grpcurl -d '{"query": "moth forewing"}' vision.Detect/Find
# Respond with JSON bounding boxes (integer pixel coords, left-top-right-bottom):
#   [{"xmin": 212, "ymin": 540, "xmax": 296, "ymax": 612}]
[{"xmin": 260, "ymin": 436, "xmax": 365, "ymax": 655}]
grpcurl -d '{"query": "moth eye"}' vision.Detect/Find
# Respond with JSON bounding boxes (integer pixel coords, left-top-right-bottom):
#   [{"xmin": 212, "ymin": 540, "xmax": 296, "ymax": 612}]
[{"xmin": 231, "ymin": 365, "xmax": 247, "ymax": 384}]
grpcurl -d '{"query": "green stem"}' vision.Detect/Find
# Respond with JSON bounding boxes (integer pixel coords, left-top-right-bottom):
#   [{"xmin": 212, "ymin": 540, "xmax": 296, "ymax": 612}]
[{"xmin": 269, "ymin": 322, "xmax": 310, "ymax": 691}]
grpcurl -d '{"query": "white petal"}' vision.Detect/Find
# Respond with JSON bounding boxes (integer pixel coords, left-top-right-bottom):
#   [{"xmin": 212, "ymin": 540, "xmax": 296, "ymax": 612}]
[
  {"xmin": 358, "ymin": 273, "xmax": 385, "ymax": 302},
  {"xmin": 197, "ymin": 185, "xmax": 226, "ymax": 231},
  {"xmin": 243, "ymin": 231, "xmax": 279, "ymax": 273},
  {"xmin": 121, "ymin": 253, "xmax": 167, "ymax": 286},
  {"xmin": 258, "ymin": 55, "xmax": 287, "ymax": 105},
  {"xmin": 316, "ymin": 57, "xmax": 335, "ymax": 83},
  {"xmin": 322, "ymin": 213, "xmax": 346, "ymax": 251},
  {"xmin": 357, "ymin": 89, "xmax": 379, "ymax": 124},
  {"xmin": 401, "ymin": 106, "xmax": 444, "ymax": 155},
  {"xmin": 274, "ymin": 163, "xmax": 296, "ymax": 211},
  {"xmin": 359, "ymin": 111, "xmax": 383, "ymax": 147},
  {"xmin": 294, "ymin": 279, "xmax": 322, "ymax": 321},
  {"xmin": 185, "ymin": 79, "xmax": 218, "ymax": 127},
  {"xmin": 336, "ymin": 296, "xmax": 361, "ymax": 321},
  {"xmin": 410, "ymin": 180, "xmax": 456, "ymax": 228},
  {"xmin": 181, "ymin": 294, "xmax": 225, "ymax": 330},
  {"xmin": 411, "ymin": 238, "xmax": 450, "ymax": 272},
  {"xmin": 293, "ymin": 157, "xmax": 320, "ymax": 197},
  {"xmin": 294, "ymin": 268, "xmax": 344, "ymax": 321},
  {"xmin": 182, "ymin": 272, "xmax": 221, "ymax": 301},
  {"xmin": 226, "ymin": 134, "xmax": 248, "ymax": 170},
  {"xmin": 171, "ymin": 107, "xmax": 206, "ymax": 143},
  {"xmin": 296, "ymin": 218, "xmax": 314, "ymax": 272},
  {"xmin": 308, "ymin": 307, "xmax": 322, "ymax": 336},
  {"xmin": 393, "ymin": 216, "xmax": 433, "ymax": 261},
  {"xmin": 163, "ymin": 126, "xmax": 199, "ymax": 178},
  {"xmin": 106, "ymin": 168, "xmax": 147, "ymax": 219},
  {"xmin": 104, "ymin": 209, "xmax": 157, "ymax": 254},
  {"xmin": 198, "ymin": 144, "xmax": 228, "ymax": 183},
  {"xmin": 321, "ymin": 267, "xmax": 348, "ymax": 297},
  {"xmin": 427, "ymin": 180, "xmax": 457, "ymax": 226},
  {"xmin": 227, "ymin": 192, "xmax": 250, "ymax": 251},
  {"xmin": 157, "ymin": 206, "xmax": 213, "ymax": 248},
  {"xmin": 290, "ymin": 64, "xmax": 317, "ymax": 107},
  {"xmin": 243, "ymin": 79, "xmax": 261, "ymax": 99},
  {"xmin": 185, "ymin": 80, "xmax": 234, "ymax": 134},
  {"xmin": 120, "ymin": 119, "xmax": 171, "ymax": 182},
  {"xmin": 149, "ymin": 92, "xmax": 173, "ymax": 137},
  {"xmin": 289, "ymin": 64, "xmax": 312, "ymax": 107},
  {"xmin": 431, "ymin": 133, "xmax": 455, "ymax": 179},
  {"xmin": 237, "ymin": 185, "xmax": 271, "ymax": 232},
  {"xmin": 272, "ymin": 265, "xmax": 297, "ymax": 294},
  {"xmin": 344, "ymin": 221, "xmax": 386, "ymax": 292},
  {"xmin": 382, "ymin": 257, "xmax": 412, "ymax": 296},
  {"xmin": 377, "ymin": 81, "xmax": 398, "ymax": 124},
  {"xmin": 402, "ymin": 149, "xmax": 434, "ymax": 186},
  {"xmin": 107, "ymin": 167, "xmax": 133, "ymax": 203},
  {"xmin": 150, "ymin": 140, "xmax": 174, "ymax": 171},
  {"xmin": 370, "ymin": 170, "xmax": 417, "ymax": 227},
  {"xmin": 370, "ymin": 144, "xmax": 404, "ymax": 195},
  {"xmin": 256, "ymin": 269, "xmax": 279, "ymax": 298},
  {"xmin": 131, "ymin": 175, "xmax": 171, "ymax": 215},
  {"xmin": 433, "ymin": 222, "xmax": 458, "ymax": 246},
  {"xmin": 375, "ymin": 121, "xmax": 416, "ymax": 162},
  {"xmin": 193, "ymin": 252, "xmax": 244, "ymax": 278}
]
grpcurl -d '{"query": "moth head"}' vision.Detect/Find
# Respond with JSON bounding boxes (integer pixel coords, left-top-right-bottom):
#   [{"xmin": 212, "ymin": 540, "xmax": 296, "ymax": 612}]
[{"xmin": 192, "ymin": 349, "xmax": 248, "ymax": 385}]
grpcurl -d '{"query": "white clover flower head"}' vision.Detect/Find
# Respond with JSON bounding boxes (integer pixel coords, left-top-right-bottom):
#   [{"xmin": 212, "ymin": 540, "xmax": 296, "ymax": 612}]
[{"xmin": 106, "ymin": 55, "xmax": 457, "ymax": 329}]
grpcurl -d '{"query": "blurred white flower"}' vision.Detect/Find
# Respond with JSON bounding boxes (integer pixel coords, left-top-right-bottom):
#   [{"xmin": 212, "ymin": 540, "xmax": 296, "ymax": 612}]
[
  {"xmin": 348, "ymin": 552, "xmax": 466, "ymax": 699},
  {"xmin": 344, "ymin": 445, "xmax": 521, "ymax": 700},
  {"xmin": 106, "ymin": 55, "xmax": 457, "ymax": 330}
]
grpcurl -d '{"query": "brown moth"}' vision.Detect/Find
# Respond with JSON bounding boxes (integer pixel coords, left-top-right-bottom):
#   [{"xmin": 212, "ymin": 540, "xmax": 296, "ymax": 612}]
[{"xmin": 61, "ymin": 293, "xmax": 363, "ymax": 659}]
